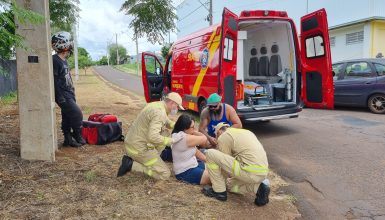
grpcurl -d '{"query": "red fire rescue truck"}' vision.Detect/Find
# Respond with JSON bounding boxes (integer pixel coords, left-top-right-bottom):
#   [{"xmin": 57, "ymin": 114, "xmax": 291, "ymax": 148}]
[{"xmin": 141, "ymin": 8, "xmax": 334, "ymax": 122}]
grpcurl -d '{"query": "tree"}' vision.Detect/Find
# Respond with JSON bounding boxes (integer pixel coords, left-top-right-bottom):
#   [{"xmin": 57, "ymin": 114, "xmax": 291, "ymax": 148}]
[
  {"xmin": 0, "ymin": 0, "xmax": 44, "ymax": 59},
  {"xmin": 161, "ymin": 43, "xmax": 172, "ymax": 59},
  {"xmin": 109, "ymin": 44, "xmax": 128, "ymax": 65},
  {"xmin": 49, "ymin": 0, "xmax": 80, "ymax": 33},
  {"xmin": 120, "ymin": 0, "xmax": 177, "ymax": 44},
  {"xmin": 68, "ymin": 47, "xmax": 93, "ymax": 75},
  {"xmin": 97, "ymin": 56, "xmax": 108, "ymax": 66},
  {"xmin": 0, "ymin": 0, "xmax": 79, "ymax": 59}
]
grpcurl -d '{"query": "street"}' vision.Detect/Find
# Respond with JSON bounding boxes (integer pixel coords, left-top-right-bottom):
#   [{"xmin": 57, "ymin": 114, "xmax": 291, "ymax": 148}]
[
  {"xmin": 93, "ymin": 66, "xmax": 144, "ymax": 96},
  {"xmin": 95, "ymin": 66, "xmax": 385, "ymax": 219}
]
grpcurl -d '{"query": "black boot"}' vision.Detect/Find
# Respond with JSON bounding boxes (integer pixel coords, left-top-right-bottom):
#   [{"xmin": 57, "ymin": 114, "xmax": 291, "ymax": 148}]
[
  {"xmin": 202, "ymin": 185, "xmax": 227, "ymax": 201},
  {"xmin": 255, "ymin": 182, "xmax": 270, "ymax": 206},
  {"xmin": 72, "ymin": 128, "xmax": 86, "ymax": 145},
  {"xmin": 117, "ymin": 155, "xmax": 133, "ymax": 177},
  {"xmin": 63, "ymin": 132, "xmax": 82, "ymax": 148}
]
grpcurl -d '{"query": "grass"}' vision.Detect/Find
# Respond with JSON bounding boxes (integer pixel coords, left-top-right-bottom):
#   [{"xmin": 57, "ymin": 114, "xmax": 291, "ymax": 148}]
[
  {"xmin": 0, "ymin": 91, "xmax": 17, "ymax": 105},
  {"xmin": 114, "ymin": 63, "xmax": 141, "ymax": 77},
  {"xmin": 84, "ymin": 171, "xmax": 97, "ymax": 183},
  {"xmin": 287, "ymin": 194, "xmax": 297, "ymax": 204}
]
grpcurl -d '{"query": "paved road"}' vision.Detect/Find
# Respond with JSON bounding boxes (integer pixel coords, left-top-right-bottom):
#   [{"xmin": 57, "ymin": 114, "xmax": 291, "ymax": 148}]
[
  {"xmin": 93, "ymin": 66, "xmax": 144, "ymax": 96},
  {"xmin": 94, "ymin": 66, "xmax": 385, "ymax": 219},
  {"xmin": 245, "ymin": 108, "xmax": 385, "ymax": 219}
]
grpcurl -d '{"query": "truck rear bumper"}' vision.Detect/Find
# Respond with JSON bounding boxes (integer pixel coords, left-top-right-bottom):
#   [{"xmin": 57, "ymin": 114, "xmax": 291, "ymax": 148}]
[{"xmin": 237, "ymin": 105, "xmax": 302, "ymax": 122}]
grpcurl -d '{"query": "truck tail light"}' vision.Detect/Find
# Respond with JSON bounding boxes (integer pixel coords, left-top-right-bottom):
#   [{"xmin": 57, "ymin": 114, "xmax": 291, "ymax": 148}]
[{"xmin": 236, "ymin": 81, "xmax": 244, "ymax": 101}]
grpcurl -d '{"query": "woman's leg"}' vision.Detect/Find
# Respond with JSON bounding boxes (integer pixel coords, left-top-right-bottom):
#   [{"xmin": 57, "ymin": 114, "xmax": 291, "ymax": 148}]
[{"xmin": 200, "ymin": 169, "xmax": 211, "ymax": 185}]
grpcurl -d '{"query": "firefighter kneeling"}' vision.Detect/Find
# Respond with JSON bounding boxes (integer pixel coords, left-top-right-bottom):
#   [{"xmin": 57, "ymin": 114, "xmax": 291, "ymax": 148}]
[
  {"xmin": 202, "ymin": 122, "xmax": 270, "ymax": 206},
  {"xmin": 117, "ymin": 92, "xmax": 184, "ymax": 180}
]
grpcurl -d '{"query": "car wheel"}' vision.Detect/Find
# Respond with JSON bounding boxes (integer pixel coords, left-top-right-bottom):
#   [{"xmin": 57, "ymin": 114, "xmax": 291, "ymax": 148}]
[{"xmin": 368, "ymin": 94, "xmax": 385, "ymax": 114}]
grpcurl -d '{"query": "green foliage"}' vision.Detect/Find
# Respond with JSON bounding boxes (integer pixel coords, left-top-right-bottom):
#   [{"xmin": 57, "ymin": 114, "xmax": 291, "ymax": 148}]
[
  {"xmin": 114, "ymin": 63, "xmax": 142, "ymax": 76},
  {"xmin": 67, "ymin": 47, "xmax": 93, "ymax": 74},
  {"xmin": 0, "ymin": 0, "xmax": 44, "ymax": 59},
  {"xmin": 0, "ymin": 91, "xmax": 17, "ymax": 105},
  {"xmin": 0, "ymin": 0, "xmax": 79, "ymax": 60},
  {"xmin": 97, "ymin": 56, "xmax": 109, "ymax": 65},
  {"xmin": 84, "ymin": 171, "xmax": 96, "ymax": 183},
  {"xmin": 161, "ymin": 43, "xmax": 172, "ymax": 59},
  {"xmin": 120, "ymin": 0, "xmax": 177, "ymax": 44},
  {"xmin": 49, "ymin": 0, "xmax": 80, "ymax": 33},
  {"xmin": 109, "ymin": 44, "xmax": 128, "ymax": 65}
]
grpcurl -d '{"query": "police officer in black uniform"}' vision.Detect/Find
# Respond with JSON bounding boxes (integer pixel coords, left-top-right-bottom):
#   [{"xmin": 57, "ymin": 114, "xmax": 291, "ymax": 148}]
[{"xmin": 51, "ymin": 31, "xmax": 85, "ymax": 147}]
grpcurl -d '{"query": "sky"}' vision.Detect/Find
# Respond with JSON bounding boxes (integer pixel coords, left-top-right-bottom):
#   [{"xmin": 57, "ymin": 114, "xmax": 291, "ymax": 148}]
[{"xmin": 78, "ymin": 0, "xmax": 184, "ymax": 60}]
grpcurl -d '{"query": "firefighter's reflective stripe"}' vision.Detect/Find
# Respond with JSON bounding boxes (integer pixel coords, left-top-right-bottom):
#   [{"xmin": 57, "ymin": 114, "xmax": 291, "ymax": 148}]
[
  {"xmin": 231, "ymin": 184, "xmax": 239, "ymax": 193},
  {"xmin": 126, "ymin": 146, "xmax": 139, "ymax": 155},
  {"xmin": 147, "ymin": 169, "xmax": 153, "ymax": 176},
  {"xmin": 163, "ymin": 137, "xmax": 171, "ymax": 146},
  {"xmin": 233, "ymin": 160, "xmax": 241, "ymax": 176},
  {"xmin": 207, "ymin": 163, "xmax": 219, "ymax": 170},
  {"xmin": 241, "ymin": 165, "xmax": 269, "ymax": 173},
  {"xmin": 144, "ymin": 158, "xmax": 158, "ymax": 167}
]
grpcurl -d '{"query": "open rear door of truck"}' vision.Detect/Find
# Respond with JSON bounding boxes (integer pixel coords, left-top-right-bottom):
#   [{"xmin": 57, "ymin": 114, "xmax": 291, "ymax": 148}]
[
  {"xmin": 300, "ymin": 8, "xmax": 334, "ymax": 109},
  {"xmin": 141, "ymin": 52, "xmax": 165, "ymax": 102},
  {"xmin": 219, "ymin": 7, "xmax": 238, "ymax": 107}
]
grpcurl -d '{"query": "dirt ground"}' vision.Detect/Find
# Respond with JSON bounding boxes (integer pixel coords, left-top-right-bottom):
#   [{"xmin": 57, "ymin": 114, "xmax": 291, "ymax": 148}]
[{"xmin": 0, "ymin": 68, "xmax": 300, "ymax": 219}]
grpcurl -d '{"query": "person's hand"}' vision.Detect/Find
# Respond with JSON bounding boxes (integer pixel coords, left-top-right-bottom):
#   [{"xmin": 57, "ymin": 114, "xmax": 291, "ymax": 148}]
[{"xmin": 208, "ymin": 136, "xmax": 217, "ymax": 146}]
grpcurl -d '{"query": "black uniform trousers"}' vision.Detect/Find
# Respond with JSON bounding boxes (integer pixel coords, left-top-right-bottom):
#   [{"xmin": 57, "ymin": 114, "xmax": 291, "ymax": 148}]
[{"xmin": 57, "ymin": 97, "xmax": 83, "ymax": 133}]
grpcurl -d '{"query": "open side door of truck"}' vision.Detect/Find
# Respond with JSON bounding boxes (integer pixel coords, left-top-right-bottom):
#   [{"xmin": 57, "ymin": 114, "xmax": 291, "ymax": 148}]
[
  {"xmin": 141, "ymin": 52, "xmax": 165, "ymax": 102},
  {"xmin": 300, "ymin": 8, "xmax": 334, "ymax": 109},
  {"xmin": 219, "ymin": 7, "xmax": 238, "ymax": 107}
]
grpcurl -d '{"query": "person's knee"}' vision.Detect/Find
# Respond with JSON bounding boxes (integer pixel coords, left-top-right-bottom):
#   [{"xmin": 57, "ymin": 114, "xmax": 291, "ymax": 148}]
[
  {"xmin": 206, "ymin": 149, "xmax": 220, "ymax": 162},
  {"xmin": 158, "ymin": 169, "xmax": 171, "ymax": 180}
]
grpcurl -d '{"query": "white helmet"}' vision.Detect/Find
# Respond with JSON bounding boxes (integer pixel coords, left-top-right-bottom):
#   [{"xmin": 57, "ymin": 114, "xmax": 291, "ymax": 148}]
[{"xmin": 51, "ymin": 31, "xmax": 73, "ymax": 53}]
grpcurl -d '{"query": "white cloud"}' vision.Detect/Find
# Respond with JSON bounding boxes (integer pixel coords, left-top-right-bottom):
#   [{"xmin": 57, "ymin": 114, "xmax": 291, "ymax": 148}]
[{"xmin": 78, "ymin": 0, "xmax": 178, "ymax": 60}]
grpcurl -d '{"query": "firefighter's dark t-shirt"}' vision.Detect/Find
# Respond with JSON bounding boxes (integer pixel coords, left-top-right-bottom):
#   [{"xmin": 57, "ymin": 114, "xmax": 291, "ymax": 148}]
[{"xmin": 52, "ymin": 54, "xmax": 75, "ymax": 103}]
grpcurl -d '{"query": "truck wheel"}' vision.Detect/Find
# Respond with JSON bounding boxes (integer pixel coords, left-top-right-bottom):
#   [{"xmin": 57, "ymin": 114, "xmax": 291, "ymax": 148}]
[
  {"xmin": 198, "ymin": 99, "xmax": 207, "ymax": 114},
  {"xmin": 368, "ymin": 94, "xmax": 385, "ymax": 114}
]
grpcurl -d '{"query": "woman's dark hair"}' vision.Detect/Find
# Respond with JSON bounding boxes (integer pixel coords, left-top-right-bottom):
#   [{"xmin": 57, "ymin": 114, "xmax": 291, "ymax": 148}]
[{"xmin": 172, "ymin": 114, "xmax": 194, "ymax": 134}]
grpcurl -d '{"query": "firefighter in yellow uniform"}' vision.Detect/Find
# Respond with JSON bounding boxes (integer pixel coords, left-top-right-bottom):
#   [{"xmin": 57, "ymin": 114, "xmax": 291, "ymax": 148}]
[
  {"xmin": 117, "ymin": 92, "xmax": 184, "ymax": 180},
  {"xmin": 202, "ymin": 122, "xmax": 271, "ymax": 206}
]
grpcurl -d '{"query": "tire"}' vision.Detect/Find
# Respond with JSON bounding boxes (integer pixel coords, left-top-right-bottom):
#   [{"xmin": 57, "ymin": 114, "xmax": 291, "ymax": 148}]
[
  {"xmin": 198, "ymin": 99, "xmax": 207, "ymax": 114},
  {"xmin": 368, "ymin": 94, "xmax": 385, "ymax": 114}
]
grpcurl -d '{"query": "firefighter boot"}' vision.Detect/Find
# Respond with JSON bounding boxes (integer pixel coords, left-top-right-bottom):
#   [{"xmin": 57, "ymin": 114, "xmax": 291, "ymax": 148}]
[
  {"xmin": 117, "ymin": 155, "xmax": 133, "ymax": 177},
  {"xmin": 72, "ymin": 128, "xmax": 86, "ymax": 145},
  {"xmin": 255, "ymin": 182, "xmax": 270, "ymax": 206},
  {"xmin": 202, "ymin": 185, "xmax": 227, "ymax": 201},
  {"xmin": 63, "ymin": 131, "xmax": 82, "ymax": 148}
]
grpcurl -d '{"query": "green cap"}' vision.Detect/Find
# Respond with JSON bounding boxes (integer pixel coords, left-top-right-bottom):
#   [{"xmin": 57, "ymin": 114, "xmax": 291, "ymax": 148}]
[{"xmin": 207, "ymin": 93, "xmax": 222, "ymax": 106}]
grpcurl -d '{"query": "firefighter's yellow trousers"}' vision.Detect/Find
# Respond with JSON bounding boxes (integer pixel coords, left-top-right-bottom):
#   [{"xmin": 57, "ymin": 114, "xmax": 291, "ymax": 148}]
[
  {"xmin": 126, "ymin": 146, "xmax": 170, "ymax": 180},
  {"xmin": 205, "ymin": 149, "xmax": 268, "ymax": 194}
]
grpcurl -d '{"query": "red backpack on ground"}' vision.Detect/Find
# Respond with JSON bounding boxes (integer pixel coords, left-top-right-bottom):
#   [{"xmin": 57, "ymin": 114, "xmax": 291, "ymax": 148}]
[{"xmin": 82, "ymin": 114, "xmax": 124, "ymax": 145}]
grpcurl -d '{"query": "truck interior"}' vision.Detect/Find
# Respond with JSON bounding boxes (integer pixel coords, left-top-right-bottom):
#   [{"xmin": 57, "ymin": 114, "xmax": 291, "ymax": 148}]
[{"xmin": 236, "ymin": 20, "xmax": 297, "ymax": 110}]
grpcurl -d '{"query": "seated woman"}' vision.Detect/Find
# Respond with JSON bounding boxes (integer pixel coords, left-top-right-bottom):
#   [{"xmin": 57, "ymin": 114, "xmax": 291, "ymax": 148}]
[{"xmin": 172, "ymin": 114, "xmax": 210, "ymax": 185}]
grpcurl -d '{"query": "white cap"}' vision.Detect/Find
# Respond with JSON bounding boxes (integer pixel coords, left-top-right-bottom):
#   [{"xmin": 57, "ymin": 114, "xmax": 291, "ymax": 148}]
[{"xmin": 166, "ymin": 92, "xmax": 184, "ymax": 110}]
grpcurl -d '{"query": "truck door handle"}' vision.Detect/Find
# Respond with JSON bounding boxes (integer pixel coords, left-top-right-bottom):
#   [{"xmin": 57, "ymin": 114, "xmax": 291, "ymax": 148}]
[{"xmin": 365, "ymin": 82, "xmax": 372, "ymax": 84}]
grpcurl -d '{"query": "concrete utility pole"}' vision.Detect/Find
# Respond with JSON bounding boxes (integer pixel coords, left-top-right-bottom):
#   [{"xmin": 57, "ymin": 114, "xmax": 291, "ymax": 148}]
[
  {"xmin": 15, "ymin": 0, "xmax": 57, "ymax": 161},
  {"xmin": 115, "ymin": 33, "xmax": 119, "ymax": 65},
  {"xmin": 73, "ymin": 23, "xmax": 79, "ymax": 80},
  {"xmin": 209, "ymin": 0, "xmax": 213, "ymax": 26},
  {"xmin": 136, "ymin": 36, "xmax": 139, "ymax": 75},
  {"xmin": 107, "ymin": 41, "xmax": 110, "ymax": 66}
]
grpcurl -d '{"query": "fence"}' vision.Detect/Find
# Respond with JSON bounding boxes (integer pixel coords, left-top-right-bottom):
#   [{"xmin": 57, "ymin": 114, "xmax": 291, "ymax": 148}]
[{"xmin": 0, "ymin": 58, "xmax": 17, "ymax": 97}]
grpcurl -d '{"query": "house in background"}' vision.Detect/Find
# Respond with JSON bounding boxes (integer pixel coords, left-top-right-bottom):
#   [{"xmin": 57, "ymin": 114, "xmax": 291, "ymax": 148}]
[
  {"xmin": 176, "ymin": 0, "xmax": 385, "ymax": 62},
  {"xmin": 329, "ymin": 17, "xmax": 385, "ymax": 62}
]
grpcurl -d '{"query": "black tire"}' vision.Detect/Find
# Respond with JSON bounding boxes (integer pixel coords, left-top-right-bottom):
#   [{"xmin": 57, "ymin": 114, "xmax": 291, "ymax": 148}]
[
  {"xmin": 198, "ymin": 99, "xmax": 207, "ymax": 115},
  {"xmin": 368, "ymin": 94, "xmax": 385, "ymax": 114}
]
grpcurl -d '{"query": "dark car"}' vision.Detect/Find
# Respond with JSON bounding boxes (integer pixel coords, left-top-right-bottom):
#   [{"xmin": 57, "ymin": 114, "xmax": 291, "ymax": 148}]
[{"xmin": 332, "ymin": 58, "xmax": 385, "ymax": 114}]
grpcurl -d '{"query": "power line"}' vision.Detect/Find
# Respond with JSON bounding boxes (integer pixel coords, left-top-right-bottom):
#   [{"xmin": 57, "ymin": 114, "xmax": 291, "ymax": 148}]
[{"xmin": 178, "ymin": 4, "xmax": 204, "ymax": 21}]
